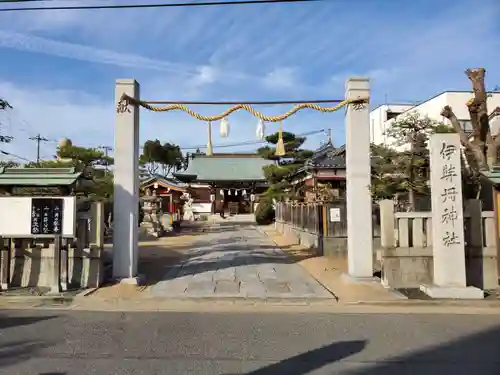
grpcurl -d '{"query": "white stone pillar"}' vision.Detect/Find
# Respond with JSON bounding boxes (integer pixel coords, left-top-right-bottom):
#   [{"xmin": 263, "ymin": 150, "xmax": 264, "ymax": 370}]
[
  {"xmin": 345, "ymin": 77, "xmax": 373, "ymax": 279},
  {"xmin": 420, "ymin": 133, "xmax": 483, "ymax": 298},
  {"xmin": 113, "ymin": 79, "xmax": 140, "ymax": 282}
]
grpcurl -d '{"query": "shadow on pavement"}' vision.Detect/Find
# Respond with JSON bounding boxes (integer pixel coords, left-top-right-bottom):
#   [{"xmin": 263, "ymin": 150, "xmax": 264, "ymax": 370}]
[
  {"xmin": 344, "ymin": 323, "xmax": 500, "ymax": 374},
  {"xmin": 247, "ymin": 324, "xmax": 500, "ymax": 374},
  {"xmin": 0, "ymin": 340, "xmax": 54, "ymax": 369},
  {"xmin": 132, "ymin": 223, "xmax": 317, "ymax": 287},
  {"xmin": 0, "ymin": 315, "xmax": 57, "ymax": 330},
  {"xmin": 245, "ymin": 340, "xmax": 367, "ymax": 375},
  {"xmin": 140, "ymin": 247, "xmax": 316, "ymax": 287}
]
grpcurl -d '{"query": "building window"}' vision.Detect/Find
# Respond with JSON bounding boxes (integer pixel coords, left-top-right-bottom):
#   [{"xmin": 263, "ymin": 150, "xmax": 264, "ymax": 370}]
[
  {"xmin": 386, "ymin": 111, "xmax": 400, "ymax": 120},
  {"xmin": 459, "ymin": 120, "xmax": 473, "ymax": 131}
]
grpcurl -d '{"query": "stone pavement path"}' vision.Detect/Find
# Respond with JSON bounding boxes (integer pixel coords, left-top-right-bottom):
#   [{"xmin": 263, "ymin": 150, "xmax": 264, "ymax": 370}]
[{"xmin": 150, "ymin": 220, "xmax": 333, "ymax": 299}]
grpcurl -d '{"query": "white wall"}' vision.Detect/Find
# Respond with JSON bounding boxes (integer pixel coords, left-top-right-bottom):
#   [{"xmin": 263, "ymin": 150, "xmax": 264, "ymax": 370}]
[
  {"xmin": 370, "ymin": 92, "xmax": 500, "ymax": 150},
  {"xmin": 370, "ymin": 104, "xmax": 415, "ymax": 145}
]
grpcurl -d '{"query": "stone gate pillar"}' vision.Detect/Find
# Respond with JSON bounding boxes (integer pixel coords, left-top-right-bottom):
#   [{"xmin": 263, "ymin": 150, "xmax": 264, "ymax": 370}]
[
  {"xmin": 345, "ymin": 77, "xmax": 373, "ymax": 279},
  {"xmin": 113, "ymin": 79, "xmax": 140, "ymax": 282},
  {"xmin": 420, "ymin": 133, "xmax": 483, "ymax": 298}
]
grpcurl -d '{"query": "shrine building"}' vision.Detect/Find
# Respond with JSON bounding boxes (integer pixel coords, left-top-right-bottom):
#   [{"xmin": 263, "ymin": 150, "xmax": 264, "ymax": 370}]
[
  {"xmin": 289, "ymin": 140, "xmax": 347, "ymax": 201},
  {"xmin": 174, "ymin": 153, "xmax": 275, "ymax": 215},
  {"xmin": 140, "ymin": 176, "xmax": 187, "ymax": 215}
]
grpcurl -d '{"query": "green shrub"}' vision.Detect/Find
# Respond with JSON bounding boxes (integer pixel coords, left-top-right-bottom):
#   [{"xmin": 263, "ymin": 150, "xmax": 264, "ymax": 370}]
[{"xmin": 254, "ymin": 200, "xmax": 275, "ymax": 225}]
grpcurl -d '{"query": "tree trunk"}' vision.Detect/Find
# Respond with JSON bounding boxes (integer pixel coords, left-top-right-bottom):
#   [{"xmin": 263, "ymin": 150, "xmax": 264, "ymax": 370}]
[
  {"xmin": 439, "ymin": 68, "xmax": 499, "ymax": 198},
  {"xmin": 408, "ymin": 133, "xmax": 416, "ymax": 210}
]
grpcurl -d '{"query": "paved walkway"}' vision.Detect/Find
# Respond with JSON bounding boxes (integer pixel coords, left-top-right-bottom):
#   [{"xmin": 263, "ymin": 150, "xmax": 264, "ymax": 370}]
[{"xmin": 150, "ymin": 218, "xmax": 333, "ymax": 299}]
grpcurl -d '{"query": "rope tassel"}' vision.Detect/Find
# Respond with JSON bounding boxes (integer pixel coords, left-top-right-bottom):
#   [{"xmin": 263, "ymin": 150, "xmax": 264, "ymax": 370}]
[
  {"xmin": 206, "ymin": 121, "xmax": 213, "ymax": 156},
  {"xmin": 275, "ymin": 121, "xmax": 286, "ymax": 157}
]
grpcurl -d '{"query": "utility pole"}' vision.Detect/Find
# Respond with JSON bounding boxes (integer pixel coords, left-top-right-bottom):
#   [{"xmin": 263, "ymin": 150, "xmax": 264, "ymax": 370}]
[
  {"xmin": 29, "ymin": 134, "xmax": 49, "ymax": 165},
  {"xmin": 98, "ymin": 145, "xmax": 113, "ymax": 173}
]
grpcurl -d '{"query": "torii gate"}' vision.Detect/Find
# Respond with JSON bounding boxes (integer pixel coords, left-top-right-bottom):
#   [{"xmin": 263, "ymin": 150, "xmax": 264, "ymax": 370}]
[{"xmin": 112, "ymin": 77, "xmax": 373, "ymax": 283}]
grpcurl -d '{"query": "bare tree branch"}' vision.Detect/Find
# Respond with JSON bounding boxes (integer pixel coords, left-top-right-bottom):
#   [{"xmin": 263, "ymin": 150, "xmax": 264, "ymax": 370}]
[
  {"xmin": 440, "ymin": 105, "xmax": 472, "ymax": 147},
  {"xmin": 490, "ymin": 107, "xmax": 500, "ymax": 151},
  {"xmin": 466, "ymin": 68, "xmax": 487, "ymax": 107},
  {"xmin": 441, "ymin": 105, "xmax": 488, "ymax": 171},
  {"xmin": 489, "ymin": 106, "xmax": 500, "ymax": 121},
  {"xmin": 465, "ymin": 68, "xmax": 496, "ymax": 167}
]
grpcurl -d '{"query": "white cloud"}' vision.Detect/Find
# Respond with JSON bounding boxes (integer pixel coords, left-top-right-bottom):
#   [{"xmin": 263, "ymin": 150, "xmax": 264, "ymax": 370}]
[
  {"xmin": 0, "ymin": 77, "xmax": 343, "ymax": 163},
  {"xmin": 264, "ymin": 67, "xmax": 298, "ymax": 89},
  {"xmin": 0, "ymin": 30, "xmax": 194, "ymax": 74},
  {"xmin": 0, "ymin": 79, "xmax": 285, "ymax": 159},
  {"xmin": 188, "ymin": 65, "xmax": 218, "ymax": 88}
]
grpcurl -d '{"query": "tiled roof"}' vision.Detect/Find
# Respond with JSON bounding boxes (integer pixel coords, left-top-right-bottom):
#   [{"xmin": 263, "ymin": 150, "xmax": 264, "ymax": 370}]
[
  {"xmin": 0, "ymin": 167, "xmax": 84, "ymax": 186},
  {"xmin": 306, "ymin": 141, "xmax": 346, "ymax": 169},
  {"xmin": 481, "ymin": 167, "xmax": 500, "ymax": 185},
  {"xmin": 141, "ymin": 175, "xmax": 187, "ymax": 190},
  {"xmin": 175, "ymin": 154, "xmax": 275, "ymax": 181}
]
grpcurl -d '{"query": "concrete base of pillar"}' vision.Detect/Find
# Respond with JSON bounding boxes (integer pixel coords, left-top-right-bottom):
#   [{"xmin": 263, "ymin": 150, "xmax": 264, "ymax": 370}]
[
  {"xmin": 47, "ymin": 286, "xmax": 62, "ymax": 295},
  {"xmin": 341, "ymin": 273, "xmax": 379, "ymax": 285},
  {"xmin": 116, "ymin": 275, "xmax": 144, "ymax": 285},
  {"xmin": 420, "ymin": 284, "xmax": 484, "ymax": 299}
]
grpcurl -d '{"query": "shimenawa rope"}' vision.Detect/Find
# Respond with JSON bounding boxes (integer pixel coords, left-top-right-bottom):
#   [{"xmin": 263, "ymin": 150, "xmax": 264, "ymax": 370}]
[{"xmin": 117, "ymin": 94, "xmax": 369, "ymax": 122}]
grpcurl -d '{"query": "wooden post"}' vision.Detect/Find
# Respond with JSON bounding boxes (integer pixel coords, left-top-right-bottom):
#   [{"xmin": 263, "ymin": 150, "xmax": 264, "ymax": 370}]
[
  {"xmin": 379, "ymin": 200, "xmax": 395, "ymax": 248},
  {"xmin": 494, "ymin": 187, "xmax": 500, "ymax": 285},
  {"xmin": 50, "ymin": 235, "xmax": 62, "ymax": 294},
  {"xmin": 90, "ymin": 201, "xmax": 105, "ymax": 248},
  {"xmin": 60, "ymin": 238, "xmax": 68, "ymax": 291},
  {"xmin": 322, "ymin": 204, "xmax": 328, "ymax": 237},
  {"xmin": 0, "ymin": 236, "xmax": 10, "ymax": 290}
]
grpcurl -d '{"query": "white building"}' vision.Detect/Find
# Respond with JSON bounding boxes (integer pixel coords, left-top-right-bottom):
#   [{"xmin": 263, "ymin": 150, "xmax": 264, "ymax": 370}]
[
  {"xmin": 370, "ymin": 91, "xmax": 500, "ymax": 149},
  {"xmin": 370, "ymin": 103, "xmax": 416, "ymax": 146}
]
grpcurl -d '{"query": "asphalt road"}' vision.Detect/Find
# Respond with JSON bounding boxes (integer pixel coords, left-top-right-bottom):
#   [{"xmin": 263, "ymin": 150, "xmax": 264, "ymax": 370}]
[{"xmin": 1, "ymin": 309, "xmax": 500, "ymax": 374}]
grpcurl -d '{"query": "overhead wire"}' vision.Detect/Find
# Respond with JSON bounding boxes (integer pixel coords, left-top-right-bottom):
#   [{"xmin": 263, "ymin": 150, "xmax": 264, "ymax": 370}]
[
  {"xmin": 0, "ymin": 0, "xmax": 323, "ymax": 12},
  {"xmin": 0, "ymin": 149, "xmax": 32, "ymax": 162},
  {"xmin": 179, "ymin": 128, "xmax": 327, "ymax": 150}
]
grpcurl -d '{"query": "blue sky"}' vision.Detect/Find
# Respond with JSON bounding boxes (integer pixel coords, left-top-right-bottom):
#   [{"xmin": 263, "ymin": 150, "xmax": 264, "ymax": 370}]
[{"xmin": 0, "ymin": 0, "xmax": 499, "ymax": 162}]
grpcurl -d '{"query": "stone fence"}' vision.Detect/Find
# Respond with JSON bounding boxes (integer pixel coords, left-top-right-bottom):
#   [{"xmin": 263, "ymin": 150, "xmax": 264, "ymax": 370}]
[
  {"xmin": 0, "ymin": 201, "xmax": 105, "ymax": 291},
  {"xmin": 274, "ymin": 202, "xmax": 381, "ymax": 256},
  {"xmin": 378, "ymin": 199, "xmax": 498, "ymax": 290}
]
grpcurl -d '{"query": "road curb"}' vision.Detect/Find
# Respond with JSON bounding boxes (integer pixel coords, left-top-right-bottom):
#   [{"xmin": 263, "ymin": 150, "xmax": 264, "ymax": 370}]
[
  {"xmin": 0, "ymin": 287, "xmax": 98, "ymax": 307},
  {"xmin": 345, "ymin": 299, "xmax": 500, "ymax": 307}
]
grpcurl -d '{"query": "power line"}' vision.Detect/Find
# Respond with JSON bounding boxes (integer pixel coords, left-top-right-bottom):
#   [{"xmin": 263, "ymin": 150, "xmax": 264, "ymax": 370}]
[
  {"xmin": 0, "ymin": 0, "xmax": 323, "ymax": 12},
  {"xmin": 143, "ymin": 98, "xmax": 344, "ymax": 105},
  {"xmin": 179, "ymin": 128, "xmax": 327, "ymax": 150},
  {"xmin": 29, "ymin": 133, "xmax": 50, "ymax": 164},
  {"xmin": 0, "ymin": 149, "xmax": 31, "ymax": 162}
]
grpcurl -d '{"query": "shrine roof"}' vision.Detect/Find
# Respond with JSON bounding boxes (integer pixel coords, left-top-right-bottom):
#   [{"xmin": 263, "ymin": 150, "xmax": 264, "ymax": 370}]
[
  {"xmin": 481, "ymin": 168, "xmax": 500, "ymax": 185},
  {"xmin": 305, "ymin": 141, "xmax": 346, "ymax": 169},
  {"xmin": 175, "ymin": 154, "xmax": 275, "ymax": 181},
  {"xmin": 141, "ymin": 175, "xmax": 187, "ymax": 191},
  {"xmin": 0, "ymin": 167, "xmax": 83, "ymax": 186}
]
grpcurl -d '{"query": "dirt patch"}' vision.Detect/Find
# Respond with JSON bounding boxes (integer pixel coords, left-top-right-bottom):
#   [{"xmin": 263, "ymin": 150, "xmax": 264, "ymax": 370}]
[
  {"xmin": 92, "ymin": 230, "xmax": 203, "ymax": 299},
  {"xmin": 263, "ymin": 227, "xmax": 404, "ymax": 304}
]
